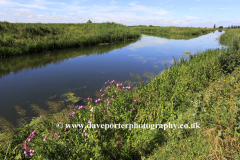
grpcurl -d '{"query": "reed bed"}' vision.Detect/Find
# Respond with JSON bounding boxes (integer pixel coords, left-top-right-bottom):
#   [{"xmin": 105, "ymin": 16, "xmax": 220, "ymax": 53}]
[
  {"xmin": 219, "ymin": 28, "xmax": 240, "ymax": 50},
  {"xmin": 0, "ymin": 21, "xmax": 140, "ymax": 58},
  {"xmin": 140, "ymin": 32, "xmax": 209, "ymax": 40},
  {"xmin": 1, "ymin": 27, "xmax": 240, "ymax": 160},
  {"xmin": 132, "ymin": 26, "xmax": 217, "ymax": 36}
]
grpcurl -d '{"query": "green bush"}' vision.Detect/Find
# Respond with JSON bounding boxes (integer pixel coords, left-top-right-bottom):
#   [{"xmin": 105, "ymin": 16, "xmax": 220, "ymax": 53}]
[{"xmin": 218, "ymin": 48, "xmax": 240, "ymax": 74}]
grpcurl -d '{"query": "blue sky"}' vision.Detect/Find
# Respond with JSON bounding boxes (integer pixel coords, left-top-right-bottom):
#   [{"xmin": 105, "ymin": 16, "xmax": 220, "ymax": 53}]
[{"xmin": 0, "ymin": 0, "xmax": 239, "ymax": 27}]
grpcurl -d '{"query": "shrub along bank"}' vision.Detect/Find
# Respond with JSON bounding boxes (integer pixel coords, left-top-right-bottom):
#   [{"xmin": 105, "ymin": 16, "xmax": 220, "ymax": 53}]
[{"xmin": 0, "ymin": 28, "xmax": 240, "ymax": 159}]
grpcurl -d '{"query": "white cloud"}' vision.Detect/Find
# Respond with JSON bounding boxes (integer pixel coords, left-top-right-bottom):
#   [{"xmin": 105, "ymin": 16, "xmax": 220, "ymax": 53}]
[
  {"xmin": 127, "ymin": 2, "xmax": 169, "ymax": 16},
  {"xmin": 128, "ymin": 36, "xmax": 167, "ymax": 50},
  {"xmin": 0, "ymin": 0, "xmax": 46, "ymax": 10},
  {"xmin": 111, "ymin": 0, "xmax": 117, "ymax": 4},
  {"xmin": 0, "ymin": 12, "xmax": 6, "ymax": 15}
]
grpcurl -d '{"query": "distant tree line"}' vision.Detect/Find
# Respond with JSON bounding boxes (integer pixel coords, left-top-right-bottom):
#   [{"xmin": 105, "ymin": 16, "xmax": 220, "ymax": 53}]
[
  {"xmin": 226, "ymin": 25, "xmax": 240, "ymax": 29},
  {"xmin": 215, "ymin": 24, "xmax": 240, "ymax": 29}
]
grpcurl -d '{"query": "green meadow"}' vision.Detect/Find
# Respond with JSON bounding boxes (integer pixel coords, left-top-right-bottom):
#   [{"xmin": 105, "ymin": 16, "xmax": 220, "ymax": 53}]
[{"xmin": 1, "ymin": 23, "xmax": 240, "ymax": 159}]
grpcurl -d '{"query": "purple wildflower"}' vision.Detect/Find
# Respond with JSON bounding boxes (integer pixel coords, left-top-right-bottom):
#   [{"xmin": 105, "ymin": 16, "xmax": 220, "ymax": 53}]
[
  {"xmin": 24, "ymin": 143, "xmax": 27, "ymax": 150},
  {"xmin": 70, "ymin": 112, "xmax": 75, "ymax": 117},
  {"xmin": 78, "ymin": 106, "xmax": 83, "ymax": 109},
  {"xmin": 74, "ymin": 105, "xmax": 78, "ymax": 110}
]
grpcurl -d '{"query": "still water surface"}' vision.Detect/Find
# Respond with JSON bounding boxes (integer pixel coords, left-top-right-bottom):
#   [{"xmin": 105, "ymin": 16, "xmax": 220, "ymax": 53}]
[{"xmin": 0, "ymin": 30, "xmax": 228, "ymax": 127}]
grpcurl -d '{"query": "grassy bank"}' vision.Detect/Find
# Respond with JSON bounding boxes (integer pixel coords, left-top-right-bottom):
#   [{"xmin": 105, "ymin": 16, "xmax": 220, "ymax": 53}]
[
  {"xmin": 1, "ymin": 29, "xmax": 240, "ymax": 159},
  {"xmin": 141, "ymin": 32, "xmax": 211, "ymax": 40},
  {"xmin": 219, "ymin": 28, "xmax": 240, "ymax": 50},
  {"xmin": 132, "ymin": 26, "xmax": 217, "ymax": 36},
  {"xmin": 0, "ymin": 21, "xmax": 140, "ymax": 58}
]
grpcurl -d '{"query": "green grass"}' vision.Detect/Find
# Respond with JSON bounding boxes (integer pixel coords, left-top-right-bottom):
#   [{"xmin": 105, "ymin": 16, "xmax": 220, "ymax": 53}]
[
  {"xmin": 132, "ymin": 26, "xmax": 217, "ymax": 36},
  {"xmin": 141, "ymin": 31, "xmax": 211, "ymax": 40},
  {"xmin": 219, "ymin": 28, "xmax": 240, "ymax": 50},
  {"xmin": 1, "ymin": 27, "xmax": 240, "ymax": 159},
  {"xmin": 0, "ymin": 21, "xmax": 141, "ymax": 58}
]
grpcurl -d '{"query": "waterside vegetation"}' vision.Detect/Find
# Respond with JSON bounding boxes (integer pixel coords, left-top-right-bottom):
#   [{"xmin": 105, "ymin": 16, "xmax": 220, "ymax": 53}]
[
  {"xmin": 132, "ymin": 26, "xmax": 217, "ymax": 36},
  {"xmin": 0, "ymin": 21, "xmax": 140, "ymax": 58},
  {"xmin": 141, "ymin": 32, "xmax": 210, "ymax": 40},
  {"xmin": 0, "ymin": 26, "xmax": 240, "ymax": 159},
  {"xmin": 219, "ymin": 28, "xmax": 240, "ymax": 50}
]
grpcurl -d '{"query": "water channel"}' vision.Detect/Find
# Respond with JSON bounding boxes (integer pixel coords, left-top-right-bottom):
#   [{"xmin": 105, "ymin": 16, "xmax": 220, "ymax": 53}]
[{"xmin": 0, "ymin": 30, "xmax": 228, "ymax": 127}]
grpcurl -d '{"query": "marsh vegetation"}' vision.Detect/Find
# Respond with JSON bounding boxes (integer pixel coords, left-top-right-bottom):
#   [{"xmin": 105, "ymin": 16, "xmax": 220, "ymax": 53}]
[
  {"xmin": 132, "ymin": 26, "xmax": 217, "ymax": 36},
  {"xmin": 0, "ymin": 21, "xmax": 140, "ymax": 58}
]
